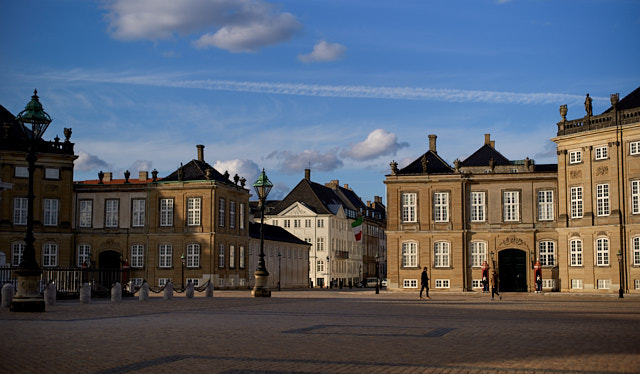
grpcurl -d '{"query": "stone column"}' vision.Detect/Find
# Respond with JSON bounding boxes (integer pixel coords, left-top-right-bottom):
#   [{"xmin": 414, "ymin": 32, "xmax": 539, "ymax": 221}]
[
  {"xmin": 163, "ymin": 282, "xmax": 174, "ymax": 300},
  {"xmin": 139, "ymin": 282, "xmax": 149, "ymax": 301},
  {"xmin": 185, "ymin": 281, "xmax": 194, "ymax": 298},
  {"xmin": 44, "ymin": 283, "xmax": 56, "ymax": 306},
  {"xmin": 79, "ymin": 283, "xmax": 91, "ymax": 304},
  {"xmin": 205, "ymin": 280, "xmax": 214, "ymax": 297},
  {"xmin": 1, "ymin": 284, "xmax": 15, "ymax": 308},
  {"xmin": 111, "ymin": 282, "xmax": 122, "ymax": 303}
]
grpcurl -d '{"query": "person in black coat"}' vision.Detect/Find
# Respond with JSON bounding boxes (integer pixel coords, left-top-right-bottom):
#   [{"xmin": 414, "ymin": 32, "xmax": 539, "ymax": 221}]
[{"xmin": 420, "ymin": 267, "xmax": 430, "ymax": 300}]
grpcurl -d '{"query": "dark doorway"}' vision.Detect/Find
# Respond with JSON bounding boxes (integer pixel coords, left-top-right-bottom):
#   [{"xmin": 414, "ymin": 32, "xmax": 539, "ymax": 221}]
[
  {"xmin": 498, "ymin": 249, "xmax": 527, "ymax": 292},
  {"xmin": 98, "ymin": 250, "xmax": 121, "ymax": 289}
]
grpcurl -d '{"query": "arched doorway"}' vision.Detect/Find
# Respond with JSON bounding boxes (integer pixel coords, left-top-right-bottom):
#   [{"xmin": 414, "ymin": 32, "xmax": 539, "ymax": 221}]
[
  {"xmin": 498, "ymin": 249, "xmax": 527, "ymax": 292},
  {"xmin": 98, "ymin": 250, "xmax": 121, "ymax": 290}
]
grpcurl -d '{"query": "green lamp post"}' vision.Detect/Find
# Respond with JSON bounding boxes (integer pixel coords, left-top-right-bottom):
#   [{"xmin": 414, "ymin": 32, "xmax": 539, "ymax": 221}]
[
  {"xmin": 251, "ymin": 169, "xmax": 273, "ymax": 297},
  {"xmin": 11, "ymin": 90, "xmax": 51, "ymax": 313}
]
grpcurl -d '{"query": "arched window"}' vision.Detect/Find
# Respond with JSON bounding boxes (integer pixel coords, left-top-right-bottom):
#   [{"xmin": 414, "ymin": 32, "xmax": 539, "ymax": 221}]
[{"xmin": 596, "ymin": 238, "xmax": 609, "ymax": 266}]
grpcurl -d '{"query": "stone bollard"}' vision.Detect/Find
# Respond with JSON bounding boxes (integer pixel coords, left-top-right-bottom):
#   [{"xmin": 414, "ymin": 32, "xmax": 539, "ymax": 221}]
[
  {"xmin": 111, "ymin": 282, "xmax": 122, "ymax": 303},
  {"xmin": 139, "ymin": 282, "xmax": 149, "ymax": 301},
  {"xmin": 185, "ymin": 281, "xmax": 194, "ymax": 298},
  {"xmin": 163, "ymin": 281, "xmax": 174, "ymax": 300},
  {"xmin": 79, "ymin": 283, "xmax": 91, "ymax": 304},
  {"xmin": 205, "ymin": 280, "xmax": 213, "ymax": 297},
  {"xmin": 44, "ymin": 283, "xmax": 56, "ymax": 306},
  {"xmin": 1, "ymin": 283, "xmax": 15, "ymax": 308}
]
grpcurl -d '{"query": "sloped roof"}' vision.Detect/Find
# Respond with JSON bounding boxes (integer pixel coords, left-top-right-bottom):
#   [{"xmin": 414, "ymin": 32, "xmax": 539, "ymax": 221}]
[
  {"xmin": 397, "ymin": 150, "xmax": 454, "ymax": 175},
  {"xmin": 161, "ymin": 159, "xmax": 231, "ymax": 184},
  {"xmin": 460, "ymin": 144, "xmax": 511, "ymax": 167},
  {"xmin": 249, "ymin": 222, "xmax": 311, "ymax": 246},
  {"xmin": 604, "ymin": 85, "xmax": 640, "ymax": 113},
  {"xmin": 270, "ymin": 179, "xmax": 341, "ymax": 215}
]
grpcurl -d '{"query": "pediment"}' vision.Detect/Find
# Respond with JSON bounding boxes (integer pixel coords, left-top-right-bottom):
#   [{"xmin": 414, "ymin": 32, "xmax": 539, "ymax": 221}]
[{"xmin": 280, "ymin": 202, "xmax": 316, "ymax": 217}]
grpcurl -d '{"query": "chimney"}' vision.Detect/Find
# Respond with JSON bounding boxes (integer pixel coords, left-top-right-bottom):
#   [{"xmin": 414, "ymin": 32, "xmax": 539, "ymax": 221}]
[
  {"xmin": 304, "ymin": 168, "xmax": 311, "ymax": 181},
  {"xmin": 139, "ymin": 171, "xmax": 148, "ymax": 181},
  {"xmin": 428, "ymin": 134, "xmax": 437, "ymax": 153},
  {"xmin": 325, "ymin": 180, "xmax": 339, "ymax": 189},
  {"xmin": 197, "ymin": 144, "xmax": 205, "ymax": 162},
  {"xmin": 375, "ymin": 196, "xmax": 382, "ymax": 204},
  {"xmin": 484, "ymin": 134, "xmax": 495, "ymax": 148},
  {"xmin": 104, "ymin": 172, "xmax": 112, "ymax": 182},
  {"xmin": 343, "ymin": 184, "xmax": 350, "ymax": 190},
  {"xmin": 367, "ymin": 200, "xmax": 371, "ymax": 207}
]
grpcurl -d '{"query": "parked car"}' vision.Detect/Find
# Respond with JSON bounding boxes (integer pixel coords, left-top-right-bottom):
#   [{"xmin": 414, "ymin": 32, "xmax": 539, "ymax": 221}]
[
  {"xmin": 365, "ymin": 277, "xmax": 378, "ymax": 288},
  {"xmin": 381, "ymin": 279, "xmax": 388, "ymax": 287}
]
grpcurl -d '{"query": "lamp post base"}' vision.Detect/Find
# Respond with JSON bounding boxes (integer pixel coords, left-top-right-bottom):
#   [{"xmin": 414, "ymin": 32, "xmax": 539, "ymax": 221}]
[
  {"xmin": 251, "ymin": 270, "xmax": 271, "ymax": 298},
  {"xmin": 10, "ymin": 270, "xmax": 45, "ymax": 313}
]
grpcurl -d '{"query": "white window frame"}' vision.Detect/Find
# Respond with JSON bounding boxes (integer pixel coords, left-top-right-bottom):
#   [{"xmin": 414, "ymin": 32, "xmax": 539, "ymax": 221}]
[
  {"xmin": 539, "ymin": 241, "xmax": 556, "ymax": 267},
  {"xmin": 596, "ymin": 238, "xmax": 609, "ymax": 266},
  {"xmin": 434, "ymin": 241, "xmax": 450, "ymax": 268},
  {"xmin": 131, "ymin": 244, "xmax": 144, "ymax": 268},
  {"xmin": 158, "ymin": 278, "xmax": 170, "ymax": 287},
  {"xmin": 78, "ymin": 244, "xmax": 91, "ymax": 267},
  {"xmin": 317, "ymin": 219, "xmax": 324, "ymax": 228},
  {"xmin": 632, "ymin": 237, "xmax": 640, "ymax": 266},
  {"xmin": 239, "ymin": 203, "xmax": 245, "ymax": 230},
  {"xmin": 239, "ymin": 246, "xmax": 245, "ymax": 269},
  {"xmin": 284, "ymin": 220, "xmax": 290, "ymax": 228},
  {"xmin": 470, "ymin": 191, "xmax": 485, "ymax": 222},
  {"xmin": 187, "ymin": 243, "xmax": 200, "ymax": 268},
  {"xmin": 218, "ymin": 244, "xmax": 225, "ymax": 268},
  {"xmin": 594, "ymin": 146, "xmax": 608, "ymax": 160},
  {"xmin": 218, "ymin": 198, "xmax": 225, "ymax": 227},
  {"xmin": 435, "ymin": 279, "xmax": 450, "ymax": 288},
  {"xmin": 434, "ymin": 192, "xmax": 449, "ymax": 222},
  {"xmin": 401, "ymin": 242, "xmax": 418, "ymax": 268},
  {"xmin": 472, "ymin": 279, "xmax": 482, "ymax": 289},
  {"xmin": 401, "ymin": 193, "xmax": 417, "ymax": 223},
  {"xmin": 229, "ymin": 201, "xmax": 236, "ymax": 229},
  {"xmin": 596, "ymin": 184, "xmax": 610, "ymax": 217},
  {"xmin": 43, "ymin": 198, "xmax": 59, "ymax": 226},
  {"xmin": 14, "ymin": 166, "xmax": 28, "ymax": 178},
  {"xmin": 317, "ymin": 237, "xmax": 325, "ymax": 251},
  {"xmin": 316, "ymin": 260, "xmax": 324, "ymax": 272},
  {"xmin": 470, "ymin": 241, "xmax": 487, "ymax": 268},
  {"xmin": 159, "ymin": 244, "xmax": 172, "ymax": 268},
  {"xmin": 12, "ymin": 242, "xmax": 25, "ymax": 266},
  {"xmin": 160, "ymin": 198, "xmax": 174, "ymax": 227},
  {"xmin": 229, "ymin": 244, "xmax": 235, "ymax": 268},
  {"xmin": 503, "ymin": 191, "xmax": 520, "ymax": 222},
  {"xmin": 570, "ymin": 186, "xmax": 583, "ymax": 219},
  {"xmin": 44, "ymin": 168, "xmax": 60, "ymax": 180},
  {"xmin": 14, "ymin": 197, "xmax": 28, "ymax": 225},
  {"xmin": 187, "ymin": 197, "xmax": 202, "ymax": 226},
  {"xmin": 79, "ymin": 200, "xmax": 93, "ymax": 228},
  {"xmin": 42, "ymin": 243, "xmax": 58, "ymax": 267},
  {"xmin": 597, "ymin": 279, "xmax": 611, "ymax": 289},
  {"xmin": 569, "ymin": 150, "xmax": 582, "ymax": 164},
  {"xmin": 403, "ymin": 279, "xmax": 418, "ymax": 288},
  {"xmin": 131, "ymin": 199, "xmax": 145, "ymax": 227},
  {"xmin": 631, "ymin": 180, "xmax": 639, "ymax": 215},
  {"xmin": 537, "ymin": 190, "xmax": 554, "ymax": 221},
  {"xmin": 105, "ymin": 199, "xmax": 119, "ymax": 228},
  {"xmin": 186, "ymin": 278, "xmax": 200, "ymax": 287},
  {"xmin": 630, "ymin": 140, "xmax": 640, "ymax": 155},
  {"xmin": 570, "ymin": 239, "xmax": 583, "ymax": 266},
  {"xmin": 571, "ymin": 279, "xmax": 583, "ymax": 289}
]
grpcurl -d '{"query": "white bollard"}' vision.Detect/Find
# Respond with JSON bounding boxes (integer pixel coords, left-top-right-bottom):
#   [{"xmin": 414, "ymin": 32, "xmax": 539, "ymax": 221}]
[
  {"xmin": 1, "ymin": 283, "xmax": 15, "ymax": 308},
  {"xmin": 163, "ymin": 281, "xmax": 174, "ymax": 300},
  {"xmin": 185, "ymin": 281, "xmax": 194, "ymax": 298},
  {"xmin": 139, "ymin": 282, "xmax": 149, "ymax": 301},
  {"xmin": 44, "ymin": 283, "xmax": 56, "ymax": 306},
  {"xmin": 79, "ymin": 283, "xmax": 91, "ymax": 304},
  {"xmin": 205, "ymin": 280, "xmax": 213, "ymax": 297},
  {"xmin": 111, "ymin": 282, "xmax": 122, "ymax": 303}
]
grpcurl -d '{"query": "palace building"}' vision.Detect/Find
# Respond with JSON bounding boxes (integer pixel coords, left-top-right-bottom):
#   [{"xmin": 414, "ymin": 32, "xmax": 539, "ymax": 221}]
[{"xmin": 385, "ymin": 86, "xmax": 640, "ymax": 294}]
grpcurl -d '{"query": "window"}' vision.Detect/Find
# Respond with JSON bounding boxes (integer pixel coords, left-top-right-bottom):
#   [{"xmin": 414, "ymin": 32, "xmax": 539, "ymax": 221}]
[
  {"xmin": 631, "ymin": 180, "xmax": 639, "ymax": 215},
  {"xmin": 569, "ymin": 150, "xmax": 582, "ymax": 164},
  {"xmin": 160, "ymin": 198, "xmax": 174, "ymax": 226},
  {"xmin": 105, "ymin": 199, "xmax": 119, "ymax": 228},
  {"xmin": 435, "ymin": 279, "xmax": 450, "ymax": 288},
  {"xmin": 13, "ymin": 197, "xmax": 27, "ymax": 225},
  {"xmin": 218, "ymin": 244, "xmax": 225, "ymax": 268},
  {"xmin": 401, "ymin": 242, "xmax": 418, "ymax": 268},
  {"xmin": 570, "ymin": 239, "xmax": 583, "ymax": 266},
  {"xmin": 570, "ymin": 187, "xmax": 583, "ymax": 218},
  {"xmin": 239, "ymin": 203, "xmax": 245, "ymax": 230},
  {"xmin": 229, "ymin": 201, "xmax": 236, "ymax": 229},
  {"xmin": 187, "ymin": 244, "xmax": 200, "ymax": 268},
  {"xmin": 42, "ymin": 243, "xmax": 58, "ymax": 267},
  {"xmin": 571, "ymin": 279, "xmax": 583, "ymax": 289},
  {"xmin": 597, "ymin": 279, "xmax": 611, "ymax": 289},
  {"xmin": 78, "ymin": 244, "xmax": 91, "ymax": 267},
  {"xmin": 159, "ymin": 244, "xmax": 172, "ymax": 268},
  {"xmin": 158, "ymin": 278, "xmax": 170, "ymax": 287},
  {"xmin": 79, "ymin": 200, "xmax": 92, "ymax": 228},
  {"xmin": 284, "ymin": 220, "xmax": 290, "ymax": 228},
  {"xmin": 596, "ymin": 238, "xmax": 609, "ymax": 266},
  {"xmin": 539, "ymin": 241, "xmax": 556, "ymax": 267},
  {"xmin": 434, "ymin": 192, "xmax": 449, "ymax": 222},
  {"xmin": 636, "ymin": 279, "xmax": 640, "ymax": 290},
  {"xmin": 131, "ymin": 278, "xmax": 144, "ymax": 288},
  {"xmin": 630, "ymin": 141, "xmax": 640, "ymax": 155},
  {"xmin": 130, "ymin": 199, "xmax": 145, "ymax": 227},
  {"xmin": 188, "ymin": 197, "xmax": 202, "ymax": 226},
  {"xmin": 131, "ymin": 244, "xmax": 144, "ymax": 268},
  {"xmin": 503, "ymin": 191, "xmax": 520, "ymax": 221},
  {"xmin": 317, "ymin": 237, "xmax": 325, "ymax": 251},
  {"xmin": 45, "ymin": 168, "xmax": 59, "ymax": 179},
  {"xmin": 218, "ymin": 278, "xmax": 225, "ymax": 287},
  {"xmin": 294, "ymin": 219, "xmax": 300, "ymax": 228},
  {"xmin": 317, "ymin": 219, "xmax": 324, "ymax": 228},
  {"xmin": 12, "ymin": 242, "xmax": 25, "ymax": 266},
  {"xmin": 239, "ymin": 246, "xmax": 245, "ymax": 269},
  {"xmin": 217, "ymin": 198, "xmax": 225, "ymax": 227},
  {"xmin": 434, "ymin": 242, "xmax": 450, "ymax": 267},
  {"xmin": 14, "ymin": 166, "xmax": 28, "ymax": 178},
  {"xmin": 538, "ymin": 190, "xmax": 554, "ymax": 221},
  {"xmin": 305, "ymin": 219, "xmax": 311, "ymax": 228},
  {"xmin": 472, "ymin": 279, "xmax": 482, "ymax": 289},
  {"xmin": 470, "ymin": 241, "xmax": 487, "ymax": 267},
  {"xmin": 470, "ymin": 191, "xmax": 485, "ymax": 222},
  {"xmin": 43, "ymin": 199, "xmax": 59, "ymax": 226},
  {"xmin": 229, "ymin": 245, "xmax": 235, "ymax": 268},
  {"xmin": 542, "ymin": 279, "xmax": 555, "ymax": 289},
  {"xmin": 402, "ymin": 193, "xmax": 417, "ymax": 223},
  {"xmin": 596, "ymin": 184, "xmax": 610, "ymax": 216},
  {"xmin": 632, "ymin": 237, "xmax": 640, "ymax": 266},
  {"xmin": 403, "ymin": 279, "xmax": 418, "ymax": 288},
  {"xmin": 594, "ymin": 146, "xmax": 608, "ymax": 160},
  {"xmin": 317, "ymin": 260, "xmax": 324, "ymax": 272},
  {"xmin": 186, "ymin": 278, "xmax": 200, "ymax": 287}
]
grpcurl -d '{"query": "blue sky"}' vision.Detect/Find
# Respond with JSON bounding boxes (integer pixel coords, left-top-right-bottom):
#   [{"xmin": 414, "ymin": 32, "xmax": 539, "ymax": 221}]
[{"xmin": 1, "ymin": 0, "xmax": 638, "ymax": 202}]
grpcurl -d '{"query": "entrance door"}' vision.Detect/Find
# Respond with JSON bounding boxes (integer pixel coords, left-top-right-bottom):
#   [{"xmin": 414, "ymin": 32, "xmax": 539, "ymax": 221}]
[
  {"xmin": 498, "ymin": 249, "xmax": 527, "ymax": 292},
  {"xmin": 98, "ymin": 250, "xmax": 121, "ymax": 290}
]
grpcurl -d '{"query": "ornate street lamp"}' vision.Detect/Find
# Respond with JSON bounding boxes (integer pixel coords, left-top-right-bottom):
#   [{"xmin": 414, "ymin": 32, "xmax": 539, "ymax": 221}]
[
  {"xmin": 617, "ymin": 250, "xmax": 624, "ymax": 299},
  {"xmin": 252, "ymin": 169, "xmax": 273, "ymax": 297},
  {"xmin": 11, "ymin": 90, "xmax": 52, "ymax": 313}
]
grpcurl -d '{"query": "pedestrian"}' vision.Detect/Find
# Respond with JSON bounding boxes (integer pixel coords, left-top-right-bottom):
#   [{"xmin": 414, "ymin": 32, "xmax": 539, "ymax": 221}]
[
  {"xmin": 490, "ymin": 270, "xmax": 501, "ymax": 300},
  {"xmin": 536, "ymin": 274, "xmax": 542, "ymax": 293},
  {"xmin": 419, "ymin": 267, "xmax": 430, "ymax": 300},
  {"xmin": 482, "ymin": 274, "xmax": 489, "ymax": 293}
]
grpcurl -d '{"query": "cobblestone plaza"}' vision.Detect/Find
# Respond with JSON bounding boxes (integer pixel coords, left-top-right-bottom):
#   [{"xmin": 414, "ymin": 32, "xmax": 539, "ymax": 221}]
[{"xmin": 1, "ymin": 290, "xmax": 639, "ymax": 373}]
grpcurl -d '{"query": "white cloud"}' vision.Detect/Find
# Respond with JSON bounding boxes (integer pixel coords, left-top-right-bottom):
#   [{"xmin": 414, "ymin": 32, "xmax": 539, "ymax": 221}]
[
  {"xmin": 298, "ymin": 40, "xmax": 346, "ymax": 63},
  {"xmin": 267, "ymin": 149, "xmax": 343, "ymax": 174},
  {"xmin": 105, "ymin": 0, "xmax": 301, "ymax": 52},
  {"xmin": 213, "ymin": 159, "xmax": 260, "ymax": 183},
  {"xmin": 127, "ymin": 160, "xmax": 154, "ymax": 174},
  {"xmin": 341, "ymin": 129, "xmax": 408, "ymax": 161},
  {"xmin": 74, "ymin": 151, "xmax": 109, "ymax": 172}
]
